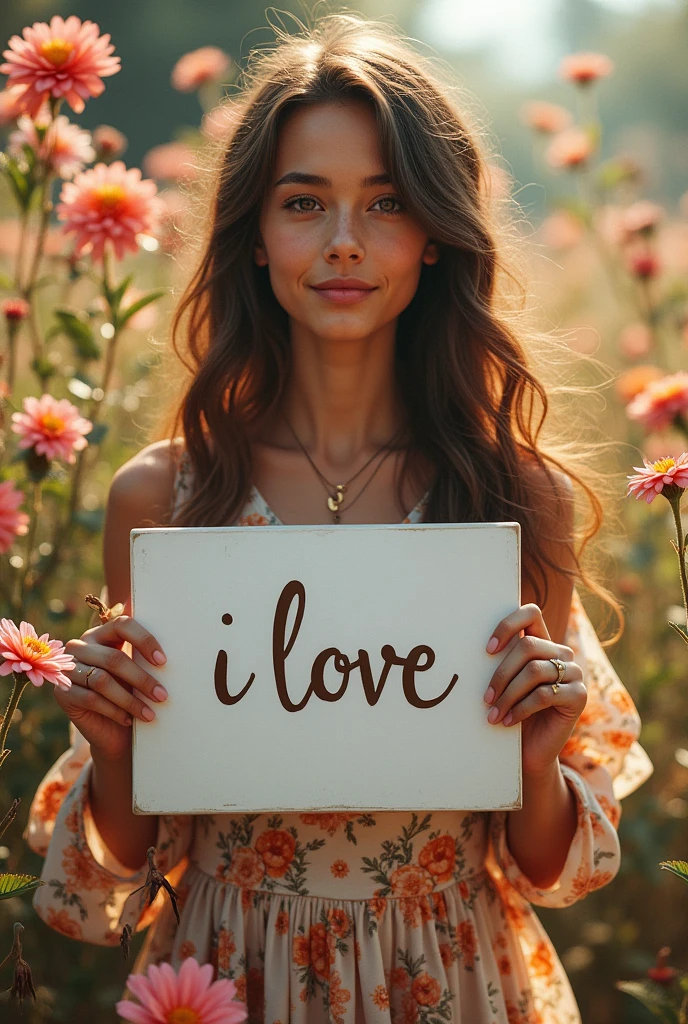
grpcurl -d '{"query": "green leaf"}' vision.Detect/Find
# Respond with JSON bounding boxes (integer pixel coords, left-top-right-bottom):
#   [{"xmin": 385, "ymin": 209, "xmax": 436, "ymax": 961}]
[
  {"xmin": 0, "ymin": 155, "xmax": 33, "ymax": 210},
  {"xmin": 30, "ymin": 353, "xmax": 57, "ymax": 381},
  {"xmin": 660, "ymin": 860, "xmax": 688, "ymax": 884},
  {"xmin": 0, "ymin": 872, "xmax": 45, "ymax": 900},
  {"xmin": 73, "ymin": 507, "xmax": 105, "ymax": 533},
  {"xmin": 54, "ymin": 309, "xmax": 101, "ymax": 360},
  {"xmin": 117, "ymin": 290, "xmax": 166, "ymax": 329},
  {"xmin": 106, "ymin": 272, "xmax": 134, "ymax": 314},
  {"xmin": 85, "ymin": 422, "xmax": 108, "ymax": 446},
  {"xmin": 616, "ymin": 980, "xmax": 680, "ymax": 1022}
]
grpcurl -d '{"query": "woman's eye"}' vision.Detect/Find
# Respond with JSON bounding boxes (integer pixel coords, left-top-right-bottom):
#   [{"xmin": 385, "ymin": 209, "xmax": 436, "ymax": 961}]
[
  {"xmin": 283, "ymin": 195, "xmax": 321, "ymax": 213},
  {"xmin": 373, "ymin": 195, "xmax": 404, "ymax": 214}
]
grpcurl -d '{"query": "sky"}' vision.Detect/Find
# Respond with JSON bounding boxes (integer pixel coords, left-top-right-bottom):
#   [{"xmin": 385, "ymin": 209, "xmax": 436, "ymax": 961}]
[{"xmin": 415, "ymin": 0, "xmax": 683, "ymax": 83}]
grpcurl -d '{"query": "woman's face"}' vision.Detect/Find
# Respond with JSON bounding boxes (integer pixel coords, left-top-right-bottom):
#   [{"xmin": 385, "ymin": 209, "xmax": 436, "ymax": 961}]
[{"xmin": 255, "ymin": 99, "xmax": 439, "ymax": 344}]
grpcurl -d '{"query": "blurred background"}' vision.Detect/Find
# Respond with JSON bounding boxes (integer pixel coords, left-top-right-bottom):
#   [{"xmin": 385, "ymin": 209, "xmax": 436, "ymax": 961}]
[{"xmin": 0, "ymin": 0, "xmax": 687, "ymax": 1020}]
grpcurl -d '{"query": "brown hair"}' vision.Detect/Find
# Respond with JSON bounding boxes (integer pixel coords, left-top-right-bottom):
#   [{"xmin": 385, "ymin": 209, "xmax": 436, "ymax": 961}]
[{"xmin": 151, "ymin": 10, "xmax": 625, "ymax": 644}]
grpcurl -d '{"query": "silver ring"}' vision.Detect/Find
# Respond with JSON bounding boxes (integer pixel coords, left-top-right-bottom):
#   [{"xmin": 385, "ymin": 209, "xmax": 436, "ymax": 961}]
[{"xmin": 548, "ymin": 657, "xmax": 566, "ymax": 694}]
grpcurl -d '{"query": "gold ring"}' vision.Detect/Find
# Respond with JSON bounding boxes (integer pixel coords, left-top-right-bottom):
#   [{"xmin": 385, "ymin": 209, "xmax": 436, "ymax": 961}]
[
  {"xmin": 549, "ymin": 657, "xmax": 566, "ymax": 694},
  {"xmin": 84, "ymin": 666, "xmax": 97, "ymax": 688}
]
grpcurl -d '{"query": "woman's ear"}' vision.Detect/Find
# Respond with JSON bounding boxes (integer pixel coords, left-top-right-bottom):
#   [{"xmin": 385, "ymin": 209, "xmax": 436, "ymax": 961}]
[
  {"xmin": 254, "ymin": 235, "xmax": 268, "ymax": 267},
  {"xmin": 422, "ymin": 241, "xmax": 439, "ymax": 266}
]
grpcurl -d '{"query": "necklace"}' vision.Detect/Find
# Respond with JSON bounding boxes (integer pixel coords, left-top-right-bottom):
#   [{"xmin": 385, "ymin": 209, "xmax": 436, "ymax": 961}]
[{"xmin": 282, "ymin": 413, "xmax": 405, "ymax": 523}]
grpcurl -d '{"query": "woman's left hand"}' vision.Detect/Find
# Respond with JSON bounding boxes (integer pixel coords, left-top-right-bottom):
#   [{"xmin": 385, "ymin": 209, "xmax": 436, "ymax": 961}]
[{"xmin": 484, "ymin": 602, "xmax": 587, "ymax": 778}]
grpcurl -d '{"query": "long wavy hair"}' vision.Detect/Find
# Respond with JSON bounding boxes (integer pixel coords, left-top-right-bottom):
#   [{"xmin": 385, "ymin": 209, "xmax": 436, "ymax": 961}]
[{"xmin": 151, "ymin": 10, "xmax": 626, "ymax": 643}]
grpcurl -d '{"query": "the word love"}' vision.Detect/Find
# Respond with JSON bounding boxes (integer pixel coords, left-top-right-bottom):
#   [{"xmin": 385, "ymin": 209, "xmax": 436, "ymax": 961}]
[{"xmin": 214, "ymin": 579, "xmax": 460, "ymax": 712}]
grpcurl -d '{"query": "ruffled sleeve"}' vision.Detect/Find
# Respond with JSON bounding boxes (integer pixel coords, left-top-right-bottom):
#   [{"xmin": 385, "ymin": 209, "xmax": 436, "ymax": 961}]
[
  {"xmin": 486, "ymin": 586, "xmax": 653, "ymax": 908},
  {"xmin": 23, "ymin": 721, "xmax": 193, "ymax": 946}
]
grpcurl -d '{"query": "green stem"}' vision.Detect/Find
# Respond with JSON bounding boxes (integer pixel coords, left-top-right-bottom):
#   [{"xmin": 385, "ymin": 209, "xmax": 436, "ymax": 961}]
[
  {"xmin": 669, "ymin": 496, "xmax": 688, "ymax": 626},
  {"xmin": 0, "ymin": 673, "xmax": 29, "ymax": 771},
  {"xmin": 17, "ymin": 480, "xmax": 42, "ymax": 616}
]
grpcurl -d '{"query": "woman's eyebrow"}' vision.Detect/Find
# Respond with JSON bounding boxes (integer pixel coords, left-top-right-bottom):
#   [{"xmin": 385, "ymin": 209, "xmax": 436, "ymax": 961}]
[{"xmin": 273, "ymin": 172, "xmax": 392, "ymax": 188}]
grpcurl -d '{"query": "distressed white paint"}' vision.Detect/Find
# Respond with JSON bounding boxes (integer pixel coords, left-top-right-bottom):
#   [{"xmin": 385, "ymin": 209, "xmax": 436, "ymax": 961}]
[{"xmin": 130, "ymin": 522, "xmax": 521, "ymax": 814}]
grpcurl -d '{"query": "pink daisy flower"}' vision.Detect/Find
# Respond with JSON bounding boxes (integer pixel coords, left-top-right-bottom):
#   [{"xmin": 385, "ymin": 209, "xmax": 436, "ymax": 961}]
[
  {"xmin": 626, "ymin": 371, "xmax": 688, "ymax": 432},
  {"xmin": 546, "ymin": 127, "xmax": 594, "ymax": 170},
  {"xmin": 171, "ymin": 46, "xmax": 231, "ymax": 92},
  {"xmin": 0, "ymin": 85, "xmax": 27, "ymax": 125},
  {"xmin": 9, "ymin": 112, "xmax": 95, "ymax": 179},
  {"xmin": 0, "ymin": 480, "xmax": 29, "ymax": 553},
  {"xmin": 92, "ymin": 124, "xmax": 127, "ymax": 161},
  {"xmin": 520, "ymin": 100, "xmax": 572, "ymax": 135},
  {"xmin": 0, "ymin": 15, "xmax": 120, "ymax": 119},
  {"xmin": 11, "ymin": 393, "xmax": 92, "ymax": 464},
  {"xmin": 116, "ymin": 956, "xmax": 247, "ymax": 1024},
  {"xmin": 626, "ymin": 453, "xmax": 688, "ymax": 504},
  {"xmin": 0, "ymin": 618, "xmax": 75, "ymax": 688},
  {"xmin": 559, "ymin": 52, "xmax": 614, "ymax": 87},
  {"xmin": 55, "ymin": 160, "xmax": 165, "ymax": 262}
]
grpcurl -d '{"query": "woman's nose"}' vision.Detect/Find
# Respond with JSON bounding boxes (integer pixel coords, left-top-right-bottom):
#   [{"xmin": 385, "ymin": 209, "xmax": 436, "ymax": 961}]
[{"xmin": 323, "ymin": 211, "xmax": 365, "ymax": 263}]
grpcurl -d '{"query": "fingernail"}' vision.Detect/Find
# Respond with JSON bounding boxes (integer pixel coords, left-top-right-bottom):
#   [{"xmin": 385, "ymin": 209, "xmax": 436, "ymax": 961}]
[
  {"xmin": 503, "ymin": 711, "xmax": 513, "ymax": 726},
  {"xmin": 488, "ymin": 706, "xmax": 500, "ymax": 724},
  {"xmin": 142, "ymin": 706, "xmax": 156, "ymax": 721},
  {"xmin": 153, "ymin": 685, "xmax": 168, "ymax": 702},
  {"xmin": 484, "ymin": 686, "xmax": 495, "ymax": 705},
  {"xmin": 152, "ymin": 650, "xmax": 166, "ymax": 665},
  {"xmin": 486, "ymin": 636, "xmax": 499, "ymax": 654}
]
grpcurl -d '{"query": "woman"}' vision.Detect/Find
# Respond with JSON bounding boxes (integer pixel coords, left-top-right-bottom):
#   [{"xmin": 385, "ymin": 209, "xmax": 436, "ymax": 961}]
[{"xmin": 24, "ymin": 13, "xmax": 652, "ymax": 1023}]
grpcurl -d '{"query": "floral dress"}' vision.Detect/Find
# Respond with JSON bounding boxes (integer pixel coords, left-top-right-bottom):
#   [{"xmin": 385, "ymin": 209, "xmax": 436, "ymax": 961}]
[{"xmin": 24, "ymin": 449, "xmax": 654, "ymax": 1024}]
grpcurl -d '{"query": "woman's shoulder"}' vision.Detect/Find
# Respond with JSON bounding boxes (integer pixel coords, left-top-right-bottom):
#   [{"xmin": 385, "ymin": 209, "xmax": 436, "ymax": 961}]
[{"xmin": 108, "ymin": 437, "xmax": 184, "ymax": 524}]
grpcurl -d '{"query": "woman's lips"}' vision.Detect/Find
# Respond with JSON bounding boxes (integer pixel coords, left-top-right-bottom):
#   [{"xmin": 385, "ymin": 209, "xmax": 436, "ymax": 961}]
[{"xmin": 310, "ymin": 286, "xmax": 377, "ymax": 304}]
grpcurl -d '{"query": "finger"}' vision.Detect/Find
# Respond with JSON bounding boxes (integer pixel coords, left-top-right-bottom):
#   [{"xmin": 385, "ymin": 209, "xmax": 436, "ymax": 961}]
[
  {"xmin": 65, "ymin": 637, "xmax": 167, "ymax": 705},
  {"xmin": 54, "ymin": 678, "xmax": 134, "ymax": 727},
  {"xmin": 83, "ymin": 615, "xmax": 166, "ymax": 668},
  {"xmin": 486, "ymin": 602, "xmax": 550, "ymax": 656},
  {"xmin": 486, "ymin": 655, "xmax": 581, "ymax": 724},
  {"xmin": 500, "ymin": 679, "xmax": 588, "ymax": 727},
  {"xmin": 61, "ymin": 667, "xmax": 158, "ymax": 722},
  {"xmin": 484, "ymin": 637, "xmax": 574, "ymax": 707}
]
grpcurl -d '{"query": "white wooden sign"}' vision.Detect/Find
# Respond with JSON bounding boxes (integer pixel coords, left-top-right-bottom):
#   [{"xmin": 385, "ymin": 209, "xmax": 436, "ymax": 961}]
[{"xmin": 130, "ymin": 522, "xmax": 521, "ymax": 814}]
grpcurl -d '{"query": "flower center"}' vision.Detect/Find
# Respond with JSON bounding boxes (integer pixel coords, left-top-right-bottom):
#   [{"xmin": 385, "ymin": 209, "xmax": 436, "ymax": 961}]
[
  {"xmin": 24, "ymin": 636, "xmax": 52, "ymax": 657},
  {"xmin": 93, "ymin": 184, "xmax": 126, "ymax": 209},
  {"xmin": 652, "ymin": 457, "xmax": 676, "ymax": 473},
  {"xmin": 40, "ymin": 413, "xmax": 65, "ymax": 435},
  {"xmin": 40, "ymin": 39, "xmax": 74, "ymax": 67},
  {"xmin": 167, "ymin": 1010, "xmax": 201, "ymax": 1024}
]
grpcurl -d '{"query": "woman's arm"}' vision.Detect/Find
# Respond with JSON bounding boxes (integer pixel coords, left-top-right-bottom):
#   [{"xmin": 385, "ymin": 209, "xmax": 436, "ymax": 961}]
[
  {"xmin": 505, "ymin": 760, "xmax": 577, "ymax": 888},
  {"xmin": 89, "ymin": 440, "xmax": 178, "ymax": 870}
]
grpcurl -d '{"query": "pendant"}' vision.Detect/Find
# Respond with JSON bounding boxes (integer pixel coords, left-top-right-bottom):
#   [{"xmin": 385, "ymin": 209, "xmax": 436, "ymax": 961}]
[{"xmin": 326, "ymin": 485, "xmax": 346, "ymax": 513}]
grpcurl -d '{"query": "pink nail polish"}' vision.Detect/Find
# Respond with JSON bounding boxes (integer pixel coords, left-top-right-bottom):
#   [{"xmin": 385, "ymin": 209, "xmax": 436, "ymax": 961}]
[
  {"xmin": 486, "ymin": 636, "xmax": 498, "ymax": 654},
  {"xmin": 503, "ymin": 711, "xmax": 513, "ymax": 726},
  {"xmin": 152, "ymin": 650, "xmax": 166, "ymax": 665},
  {"xmin": 488, "ymin": 706, "xmax": 500, "ymax": 724},
  {"xmin": 484, "ymin": 687, "xmax": 495, "ymax": 705}
]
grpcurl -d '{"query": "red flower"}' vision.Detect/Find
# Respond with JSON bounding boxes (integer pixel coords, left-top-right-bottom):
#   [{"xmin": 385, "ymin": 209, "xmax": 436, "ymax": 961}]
[
  {"xmin": 410, "ymin": 972, "xmax": 441, "ymax": 1006},
  {"xmin": 2, "ymin": 298, "xmax": 30, "ymax": 321},
  {"xmin": 255, "ymin": 829, "xmax": 296, "ymax": 878}
]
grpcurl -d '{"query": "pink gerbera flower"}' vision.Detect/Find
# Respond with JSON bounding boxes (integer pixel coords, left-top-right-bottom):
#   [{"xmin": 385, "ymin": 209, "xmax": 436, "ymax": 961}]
[
  {"xmin": 0, "ymin": 85, "xmax": 27, "ymax": 125},
  {"xmin": 116, "ymin": 956, "xmax": 247, "ymax": 1024},
  {"xmin": 559, "ymin": 52, "xmax": 614, "ymax": 86},
  {"xmin": 0, "ymin": 15, "xmax": 120, "ymax": 119},
  {"xmin": 9, "ymin": 112, "xmax": 95, "ymax": 179},
  {"xmin": 626, "ymin": 371, "xmax": 688, "ymax": 432},
  {"xmin": 56, "ymin": 160, "xmax": 165, "ymax": 262},
  {"xmin": 546, "ymin": 127, "xmax": 594, "ymax": 170},
  {"xmin": 0, "ymin": 480, "xmax": 29, "ymax": 553},
  {"xmin": 0, "ymin": 618, "xmax": 75, "ymax": 688},
  {"xmin": 520, "ymin": 100, "xmax": 572, "ymax": 135},
  {"xmin": 171, "ymin": 46, "xmax": 231, "ymax": 92},
  {"xmin": 626, "ymin": 453, "xmax": 688, "ymax": 504},
  {"xmin": 11, "ymin": 393, "xmax": 92, "ymax": 463}
]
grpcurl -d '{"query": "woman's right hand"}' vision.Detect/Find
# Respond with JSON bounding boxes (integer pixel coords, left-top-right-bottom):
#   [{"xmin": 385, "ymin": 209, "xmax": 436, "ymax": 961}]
[{"xmin": 55, "ymin": 615, "xmax": 168, "ymax": 763}]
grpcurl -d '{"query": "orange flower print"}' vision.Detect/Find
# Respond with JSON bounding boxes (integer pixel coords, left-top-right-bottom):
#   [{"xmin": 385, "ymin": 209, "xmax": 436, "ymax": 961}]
[
  {"xmin": 457, "ymin": 919, "xmax": 477, "ymax": 969},
  {"xmin": 458, "ymin": 881, "xmax": 470, "ymax": 901},
  {"xmin": 368, "ymin": 896, "xmax": 387, "ymax": 920},
  {"xmin": 439, "ymin": 942, "xmax": 456, "ymax": 969},
  {"xmin": 293, "ymin": 922, "xmax": 335, "ymax": 980},
  {"xmin": 498, "ymin": 954, "xmax": 512, "ymax": 975},
  {"xmin": 255, "ymin": 828, "xmax": 296, "ymax": 878},
  {"xmin": 238, "ymin": 512, "xmax": 270, "ymax": 526},
  {"xmin": 610, "ymin": 689, "xmax": 636, "ymax": 716},
  {"xmin": 275, "ymin": 910, "xmax": 289, "ymax": 936},
  {"xmin": 327, "ymin": 907, "xmax": 351, "ymax": 938},
  {"xmin": 329, "ymin": 970, "xmax": 351, "ymax": 1024},
  {"xmin": 226, "ymin": 846, "xmax": 265, "ymax": 889},
  {"xmin": 569, "ymin": 865, "xmax": 615, "ymax": 901},
  {"xmin": 597, "ymin": 793, "xmax": 621, "ymax": 829},
  {"xmin": 390, "ymin": 967, "xmax": 409, "ymax": 990},
  {"xmin": 602, "ymin": 729, "xmax": 633, "ymax": 752},
  {"xmin": 292, "ymin": 934, "xmax": 310, "ymax": 968},
  {"xmin": 179, "ymin": 940, "xmax": 196, "ymax": 958},
  {"xmin": 372, "ymin": 984, "xmax": 390, "ymax": 1010},
  {"xmin": 34, "ymin": 779, "xmax": 70, "ymax": 822},
  {"xmin": 355, "ymin": 940, "xmax": 362, "ymax": 961},
  {"xmin": 418, "ymin": 835, "xmax": 456, "ymax": 883},
  {"xmin": 400, "ymin": 895, "xmax": 433, "ymax": 929},
  {"xmin": 45, "ymin": 907, "xmax": 82, "ymax": 940},
  {"xmin": 330, "ymin": 859, "xmax": 349, "ymax": 879},
  {"xmin": 61, "ymin": 844, "xmax": 113, "ymax": 891},
  {"xmin": 389, "ymin": 863, "xmax": 434, "ymax": 899},
  {"xmin": 235, "ymin": 974, "xmax": 246, "ymax": 1002},
  {"xmin": 217, "ymin": 927, "xmax": 236, "ymax": 972},
  {"xmin": 410, "ymin": 972, "xmax": 441, "ymax": 1006},
  {"xmin": 529, "ymin": 941, "xmax": 554, "ymax": 978},
  {"xmin": 430, "ymin": 891, "xmax": 448, "ymax": 921}
]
